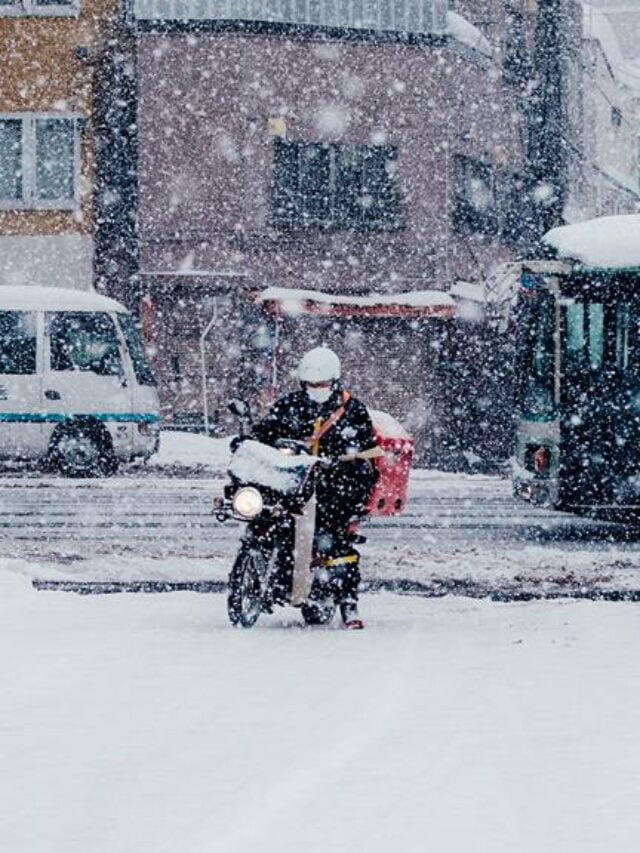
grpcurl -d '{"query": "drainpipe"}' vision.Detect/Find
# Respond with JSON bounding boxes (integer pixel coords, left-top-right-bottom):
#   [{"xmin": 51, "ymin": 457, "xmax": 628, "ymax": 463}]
[{"xmin": 200, "ymin": 299, "xmax": 218, "ymax": 435}]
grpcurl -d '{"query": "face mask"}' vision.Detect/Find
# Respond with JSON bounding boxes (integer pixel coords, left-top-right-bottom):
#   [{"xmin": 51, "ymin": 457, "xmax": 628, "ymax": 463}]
[{"xmin": 306, "ymin": 386, "xmax": 332, "ymax": 405}]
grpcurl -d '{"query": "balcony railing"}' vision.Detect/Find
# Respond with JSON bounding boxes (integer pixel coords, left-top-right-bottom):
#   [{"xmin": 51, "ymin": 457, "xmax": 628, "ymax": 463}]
[{"xmin": 132, "ymin": 0, "xmax": 448, "ymax": 35}]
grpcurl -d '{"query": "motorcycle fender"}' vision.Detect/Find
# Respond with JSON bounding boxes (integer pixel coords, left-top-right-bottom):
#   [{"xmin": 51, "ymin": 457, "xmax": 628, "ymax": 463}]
[{"xmin": 291, "ymin": 495, "xmax": 316, "ymax": 607}]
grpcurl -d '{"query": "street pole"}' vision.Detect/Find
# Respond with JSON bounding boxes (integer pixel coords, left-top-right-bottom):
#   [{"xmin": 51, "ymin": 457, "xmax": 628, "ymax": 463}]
[{"xmin": 200, "ymin": 298, "xmax": 218, "ymax": 435}]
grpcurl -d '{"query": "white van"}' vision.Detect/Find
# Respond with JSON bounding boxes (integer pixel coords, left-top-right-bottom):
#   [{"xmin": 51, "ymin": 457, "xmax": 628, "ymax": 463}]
[{"xmin": 0, "ymin": 286, "xmax": 160, "ymax": 475}]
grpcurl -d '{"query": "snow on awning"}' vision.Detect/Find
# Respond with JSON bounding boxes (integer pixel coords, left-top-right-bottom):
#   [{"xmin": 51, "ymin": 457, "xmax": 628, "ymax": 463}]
[
  {"xmin": 543, "ymin": 214, "xmax": 640, "ymax": 271},
  {"xmin": 257, "ymin": 286, "xmax": 455, "ymax": 319}
]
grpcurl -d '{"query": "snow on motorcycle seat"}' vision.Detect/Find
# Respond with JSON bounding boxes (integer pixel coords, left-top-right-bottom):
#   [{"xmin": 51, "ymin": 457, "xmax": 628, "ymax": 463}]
[
  {"xmin": 229, "ymin": 439, "xmax": 317, "ymax": 494},
  {"xmin": 366, "ymin": 410, "xmax": 414, "ymax": 517}
]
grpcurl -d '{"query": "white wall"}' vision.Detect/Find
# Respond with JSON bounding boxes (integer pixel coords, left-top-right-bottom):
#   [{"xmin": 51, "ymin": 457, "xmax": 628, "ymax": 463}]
[{"xmin": 0, "ymin": 236, "xmax": 93, "ymax": 290}]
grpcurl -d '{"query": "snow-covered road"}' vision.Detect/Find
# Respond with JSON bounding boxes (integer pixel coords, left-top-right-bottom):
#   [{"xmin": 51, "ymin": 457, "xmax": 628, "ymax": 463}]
[
  {"xmin": 2, "ymin": 464, "xmax": 640, "ymax": 597},
  {"xmin": 2, "ymin": 570, "xmax": 640, "ymax": 853}
]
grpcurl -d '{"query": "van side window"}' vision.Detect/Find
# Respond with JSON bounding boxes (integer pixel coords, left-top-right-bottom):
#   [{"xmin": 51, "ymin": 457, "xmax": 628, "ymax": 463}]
[
  {"xmin": 49, "ymin": 312, "xmax": 122, "ymax": 377},
  {"xmin": 0, "ymin": 311, "xmax": 37, "ymax": 375},
  {"xmin": 116, "ymin": 314, "xmax": 156, "ymax": 386}
]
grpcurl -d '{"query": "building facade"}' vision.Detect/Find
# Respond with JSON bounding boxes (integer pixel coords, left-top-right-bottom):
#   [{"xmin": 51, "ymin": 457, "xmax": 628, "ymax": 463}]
[
  {"xmin": 100, "ymin": 0, "xmax": 536, "ymax": 455},
  {"xmin": 0, "ymin": 0, "xmax": 119, "ymax": 289}
]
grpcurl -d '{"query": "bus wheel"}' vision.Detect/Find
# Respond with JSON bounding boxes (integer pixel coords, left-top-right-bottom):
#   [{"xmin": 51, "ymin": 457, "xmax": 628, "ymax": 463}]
[{"xmin": 48, "ymin": 423, "xmax": 117, "ymax": 478}]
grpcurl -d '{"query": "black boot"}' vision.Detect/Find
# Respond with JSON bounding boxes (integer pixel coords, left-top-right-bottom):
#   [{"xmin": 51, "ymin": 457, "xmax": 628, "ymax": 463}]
[{"xmin": 339, "ymin": 601, "xmax": 364, "ymax": 630}]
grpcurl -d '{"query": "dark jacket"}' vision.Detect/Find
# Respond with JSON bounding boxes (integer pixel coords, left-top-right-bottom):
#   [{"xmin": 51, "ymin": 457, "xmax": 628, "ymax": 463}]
[
  {"xmin": 252, "ymin": 388, "xmax": 377, "ymax": 459},
  {"xmin": 252, "ymin": 387, "xmax": 378, "ymax": 529}
]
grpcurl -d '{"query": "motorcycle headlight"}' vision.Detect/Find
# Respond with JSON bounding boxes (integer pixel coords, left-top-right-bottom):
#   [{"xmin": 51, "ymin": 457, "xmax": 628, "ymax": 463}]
[{"xmin": 232, "ymin": 486, "xmax": 264, "ymax": 519}]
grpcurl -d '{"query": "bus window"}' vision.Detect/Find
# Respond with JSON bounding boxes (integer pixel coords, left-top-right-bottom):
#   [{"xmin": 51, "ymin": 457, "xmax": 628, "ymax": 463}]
[
  {"xmin": 565, "ymin": 302, "xmax": 585, "ymax": 367},
  {"xmin": 0, "ymin": 311, "xmax": 36, "ymax": 375},
  {"xmin": 49, "ymin": 312, "xmax": 123, "ymax": 377},
  {"xmin": 519, "ymin": 290, "xmax": 555, "ymax": 416},
  {"xmin": 616, "ymin": 304, "xmax": 631, "ymax": 372},
  {"xmin": 588, "ymin": 303, "xmax": 604, "ymax": 371}
]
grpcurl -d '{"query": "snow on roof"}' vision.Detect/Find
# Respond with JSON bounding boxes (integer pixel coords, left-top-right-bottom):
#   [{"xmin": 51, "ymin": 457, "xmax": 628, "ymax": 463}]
[
  {"xmin": 0, "ymin": 286, "xmax": 128, "ymax": 314},
  {"xmin": 582, "ymin": 3, "xmax": 640, "ymax": 92},
  {"xmin": 258, "ymin": 286, "xmax": 455, "ymax": 318},
  {"xmin": 446, "ymin": 11, "xmax": 492, "ymax": 58},
  {"xmin": 543, "ymin": 214, "xmax": 640, "ymax": 270},
  {"xmin": 133, "ymin": 0, "xmax": 448, "ymax": 35}
]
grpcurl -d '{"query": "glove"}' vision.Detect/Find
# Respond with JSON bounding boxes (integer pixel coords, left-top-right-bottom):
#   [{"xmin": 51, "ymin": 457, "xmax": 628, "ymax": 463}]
[{"xmin": 230, "ymin": 435, "xmax": 246, "ymax": 453}]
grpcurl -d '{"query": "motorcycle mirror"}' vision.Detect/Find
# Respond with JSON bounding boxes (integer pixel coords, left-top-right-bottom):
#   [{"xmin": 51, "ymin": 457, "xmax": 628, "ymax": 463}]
[{"xmin": 228, "ymin": 398, "xmax": 251, "ymax": 420}]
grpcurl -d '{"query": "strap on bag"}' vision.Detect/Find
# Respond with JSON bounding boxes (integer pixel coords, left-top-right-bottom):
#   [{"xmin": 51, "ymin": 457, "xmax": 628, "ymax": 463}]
[{"xmin": 307, "ymin": 390, "xmax": 351, "ymax": 455}]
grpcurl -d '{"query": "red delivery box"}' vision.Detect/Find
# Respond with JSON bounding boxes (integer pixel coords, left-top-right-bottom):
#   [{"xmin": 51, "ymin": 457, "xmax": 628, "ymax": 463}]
[{"xmin": 366, "ymin": 409, "xmax": 414, "ymax": 516}]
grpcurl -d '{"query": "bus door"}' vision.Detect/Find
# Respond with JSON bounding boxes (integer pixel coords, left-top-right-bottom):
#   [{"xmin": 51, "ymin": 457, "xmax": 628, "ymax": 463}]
[{"xmin": 561, "ymin": 298, "xmax": 640, "ymax": 506}]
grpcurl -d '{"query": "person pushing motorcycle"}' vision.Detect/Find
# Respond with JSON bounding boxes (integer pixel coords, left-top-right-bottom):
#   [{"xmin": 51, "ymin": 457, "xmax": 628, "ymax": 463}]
[{"xmin": 251, "ymin": 346, "xmax": 380, "ymax": 629}]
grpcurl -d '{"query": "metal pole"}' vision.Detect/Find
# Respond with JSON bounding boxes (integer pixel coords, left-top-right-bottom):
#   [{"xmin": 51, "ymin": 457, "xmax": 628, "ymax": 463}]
[{"xmin": 200, "ymin": 298, "xmax": 218, "ymax": 435}]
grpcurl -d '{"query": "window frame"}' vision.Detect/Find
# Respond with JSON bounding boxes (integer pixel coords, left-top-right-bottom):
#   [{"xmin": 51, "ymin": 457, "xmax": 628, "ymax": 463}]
[
  {"xmin": 0, "ymin": 0, "xmax": 80, "ymax": 18},
  {"xmin": 0, "ymin": 113, "xmax": 81, "ymax": 211}
]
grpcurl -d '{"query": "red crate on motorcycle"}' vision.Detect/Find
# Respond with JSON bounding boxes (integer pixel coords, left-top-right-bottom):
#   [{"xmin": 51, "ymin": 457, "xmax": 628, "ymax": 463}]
[{"xmin": 366, "ymin": 410, "xmax": 414, "ymax": 516}]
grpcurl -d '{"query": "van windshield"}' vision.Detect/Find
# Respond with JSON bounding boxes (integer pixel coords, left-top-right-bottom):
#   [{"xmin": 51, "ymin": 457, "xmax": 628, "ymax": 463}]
[
  {"xmin": 49, "ymin": 312, "xmax": 122, "ymax": 377},
  {"xmin": 117, "ymin": 314, "xmax": 156, "ymax": 387}
]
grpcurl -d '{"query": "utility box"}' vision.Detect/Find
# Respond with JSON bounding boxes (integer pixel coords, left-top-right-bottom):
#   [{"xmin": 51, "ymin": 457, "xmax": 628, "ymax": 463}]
[{"xmin": 366, "ymin": 410, "xmax": 414, "ymax": 516}]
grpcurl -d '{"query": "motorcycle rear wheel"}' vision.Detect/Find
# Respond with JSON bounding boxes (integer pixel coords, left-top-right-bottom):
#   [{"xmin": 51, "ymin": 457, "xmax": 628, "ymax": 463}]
[{"xmin": 227, "ymin": 546, "xmax": 266, "ymax": 628}]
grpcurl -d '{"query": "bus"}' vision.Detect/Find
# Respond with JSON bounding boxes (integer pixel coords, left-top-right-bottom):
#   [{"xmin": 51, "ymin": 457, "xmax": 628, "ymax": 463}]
[{"xmin": 513, "ymin": 214, "xmax": 640, "ymax": 515}]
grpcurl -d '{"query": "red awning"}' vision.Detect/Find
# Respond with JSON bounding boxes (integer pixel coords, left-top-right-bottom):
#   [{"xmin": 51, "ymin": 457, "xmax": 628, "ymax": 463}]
[{"xmin": 256, "ymin": 287, "xmax": 456, "ymax": 319}]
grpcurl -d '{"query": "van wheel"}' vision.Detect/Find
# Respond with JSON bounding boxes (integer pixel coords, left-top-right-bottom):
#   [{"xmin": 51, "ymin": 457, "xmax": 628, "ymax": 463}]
[{"xmin": 49, "ymin": 423, "xmax": 117, "ymax": 478}]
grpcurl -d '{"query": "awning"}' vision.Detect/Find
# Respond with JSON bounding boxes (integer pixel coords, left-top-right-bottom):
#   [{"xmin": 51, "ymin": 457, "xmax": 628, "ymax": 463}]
[{"xmin": 256, "ymin": 286, "xmax": 456, "ymax": 319}]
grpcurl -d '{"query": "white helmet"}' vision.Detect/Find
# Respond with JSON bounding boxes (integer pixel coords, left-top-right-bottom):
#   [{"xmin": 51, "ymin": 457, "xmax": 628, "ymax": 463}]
[{"xmin": 297, "ymin": 346, "xmax": 341, "ymax": 384}]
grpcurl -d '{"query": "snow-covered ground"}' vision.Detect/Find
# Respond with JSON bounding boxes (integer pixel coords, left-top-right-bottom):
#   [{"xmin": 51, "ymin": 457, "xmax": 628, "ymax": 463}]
[
  {"xmin": 3, "ymin": 431, "xmax": 640, "ymax": 598},
  {"xmin": 3, "ymin": 569, "xmax": 640, "ymax": 853},
  {"xmin": 4, "ymin": 432, "xmax": 640, "ymax": 851}
]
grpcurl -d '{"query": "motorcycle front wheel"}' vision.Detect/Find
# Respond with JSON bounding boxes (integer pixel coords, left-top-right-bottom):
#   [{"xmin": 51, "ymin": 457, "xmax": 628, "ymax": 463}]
[{"xmin": 227, "ymin": 546, "xmax": 266, "ymax": 628}]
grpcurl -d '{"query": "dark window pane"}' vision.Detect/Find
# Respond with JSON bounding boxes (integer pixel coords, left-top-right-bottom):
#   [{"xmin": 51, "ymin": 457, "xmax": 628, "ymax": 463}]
[
  {"xmin": 35, "ymin": 118, "xmax": 74, "ymax": 201},
  {"xmin": 0, "ymin": 311, "xmax": 36, "ymax": 375},
  {"xmin": 299, "ymin": 143, "xmax": 330, "ymax": 223},
  {"xmin": 335, "ymin": 146, "xmax": 364, "ymax": 225},
  {"xmin": 517, "ymin": 288, "xmax": 555, "ymax": 416},
  {"xmin": 272, "ymin": 138, "xmax": 300, "ymax": 226},
  {"xmin": 0, "ymin": 119, "xmax": 23, "ymax": 201},
  {"xmin": 117, "ymin": 314, "xmax": 156, "ymax": 386},
  {"xmin": 50, "ymin": 312, "xmax": 122, "ymax": 376},
  {"xmin": 362, "ymin": 146, "xmax": 398, "ymax": 225}
]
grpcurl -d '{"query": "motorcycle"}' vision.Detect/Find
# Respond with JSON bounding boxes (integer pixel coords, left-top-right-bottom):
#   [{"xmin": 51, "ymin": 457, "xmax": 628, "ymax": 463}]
[{"xmin": 213, "ymin": 399, "xmax": 366, "ymax": 628}]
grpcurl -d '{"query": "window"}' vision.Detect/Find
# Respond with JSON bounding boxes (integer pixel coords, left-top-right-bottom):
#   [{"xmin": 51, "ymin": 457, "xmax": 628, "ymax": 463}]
[
  {"xmin": 0, "ymin": 0, "xmax": 79, "ymax": 17},
  {"xmin": 272, "ymin": 139, "xmax": 401, "ymax": 231},
  {"xmin": 452, "ymin": 155, "xmax": 498, "ymax": 236},
  {"xmin": 49, "ymin": 313, "xmax": 123, "ymax": 377},
  {"xmin": 0, "ymin": 115, "xmax": 79, "ymax": 209},
  {"xmin": 0, "ymin": 311, "xmax": 37, "ymax": 375},
  {"xmin": 117, "ymin": 314, "xmax": 156, "ymax": 387},
  {"xmin": 516, "ymin": 286, "xmax": 556, "ymax": 417}
]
